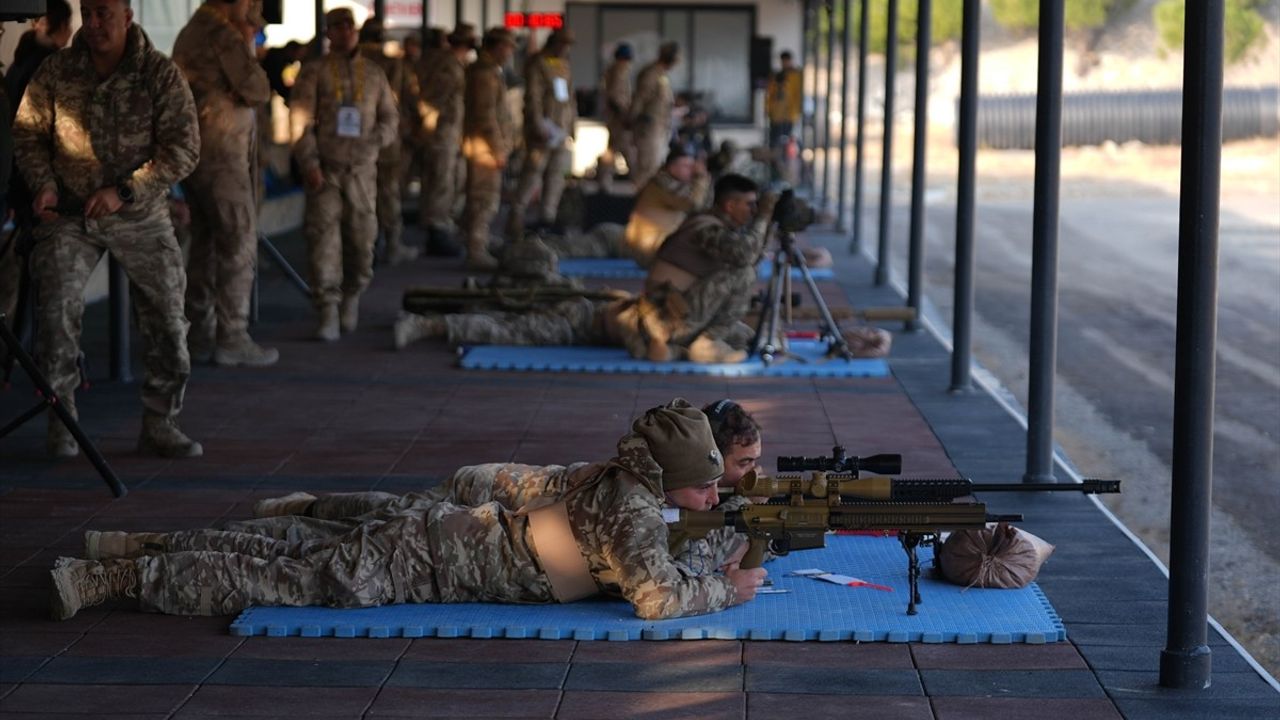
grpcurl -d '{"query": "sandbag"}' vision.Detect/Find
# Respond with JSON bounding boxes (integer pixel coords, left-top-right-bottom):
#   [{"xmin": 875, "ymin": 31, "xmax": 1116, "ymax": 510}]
[{"xmin": 937, "ymin": 522, "xmax": 1055, "ymax": 589}]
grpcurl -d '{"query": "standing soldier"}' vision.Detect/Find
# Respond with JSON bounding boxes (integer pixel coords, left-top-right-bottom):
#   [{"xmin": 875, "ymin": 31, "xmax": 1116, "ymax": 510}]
[
  {"xmin": 505, "ymin": 29, "xmax": 577, "ymax": 239},
  {"xmin": 765, "ymin": 50, "xmax": 802, "ymax": 183},
  {"xmin": 290, "ymin": 7, "xmax": 398, "ymax": 341},
  {"xmin": 598, "ymin": 42, "xmax": 633, "ymax": 191},
  {"xmin": 172, "ymin": 0, "xmax": 277, "ymax": 368},
  {"xmin": 629, "ymin": 42, "xmax": 678, "ymax": 187},
  {"xmin": 460, "ymin": 27, "xmax": 516, "ymax": 271},
  {"xmin": 13, "ymin": 0, "xmax": 203, "ymax": 457},
  {"xmin": 416, "ymin": 24, "xmax": 476, "ymax": 257},
  {"xmin": 358, "ymin": 17, "xmax": 419, "ymax": 266}
]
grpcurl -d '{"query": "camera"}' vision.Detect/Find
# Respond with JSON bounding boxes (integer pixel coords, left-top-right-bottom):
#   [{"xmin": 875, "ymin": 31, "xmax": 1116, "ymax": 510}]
[
  {"xmin": 776, "ymin": 446, "xmax": 902, "ymax": 475},
  {"xmin": 771, "ymin": 188, "xmax": 816, "ymax": 233}
]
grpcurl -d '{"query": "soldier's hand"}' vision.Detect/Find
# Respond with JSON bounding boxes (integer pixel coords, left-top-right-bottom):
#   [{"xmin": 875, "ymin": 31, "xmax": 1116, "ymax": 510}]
[
  {"xmin": 304, "ymin": 167, "xmax": 326, "ymax": 193},
  {"xmin": 33, "ymin": 188, "xmax": 60, "ymax": 222},
  {"xmin": 725, "ymin": 565, "xmax": 767, "ymax": 605},
  {"xmin": 757, "ymin": 191, "xmax": 781, "ymax": 217},
  {"xmin": 84, "ymin": 187, "xmax": 124, "ymax": 219}
]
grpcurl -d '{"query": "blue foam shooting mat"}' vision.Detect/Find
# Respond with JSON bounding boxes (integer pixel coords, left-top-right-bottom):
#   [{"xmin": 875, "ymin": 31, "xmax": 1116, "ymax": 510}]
[
  {"xmin": 230, "ymin": 534, "xmax": 1066, "ymax": 643},
  {"xmin": 555, "ymin": 257, "xmax": 835, "ymax": 282},
  {"xmin": 457, "ymin": 340, "xmax": 890, "ymax": 377}
]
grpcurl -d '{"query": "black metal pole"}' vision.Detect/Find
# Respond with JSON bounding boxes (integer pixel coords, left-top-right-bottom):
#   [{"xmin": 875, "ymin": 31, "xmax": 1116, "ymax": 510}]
[
  {"xmin": 1023, "ymin": 0, "xmax": 1064, "ymax": 484},
  {"xmin": 456, "ymin": 0, "xmax": 464, "ymax": 25},
  {"xmin": 373, "ymin": 0, "xmax": 386, "ymax": 19},
  {"xmin": 905, "ymin": 0, "xmax": 931, "ymax": 332},
  {"xmin": 800, "ymin": 0, "xmax": 812, "ymax": 194},
  {"xmin": 821, "ymin": 1, "xmax": 836, "ymax": 211},
  {"xmin": 1160, "ymin": 0, "xmax": 1223, "ymax": 692},
  {"xmin": 849, "ymin": 0, "xmax": 869, "ymax": 254},
  {"xmin": 949, "ymin": 0, "xmax": 980, "ymax": 393},
  {"xmin": 107, "ymin": 256, "xmax": 132, "ymax": 383},
  {"xmin": 313, "ymin": 0, "xmax": 325, "ymax": 57},
  {"xmin": 836, "ymin": 0, "xmax": 852, "ymax": 232},
  {"xmin": 806, "ymin": 0, "xmax": 820, "ymax": 194},
  {"xmin": 874, "ymin": 0, "xmax": 898, "ymax": 286}
]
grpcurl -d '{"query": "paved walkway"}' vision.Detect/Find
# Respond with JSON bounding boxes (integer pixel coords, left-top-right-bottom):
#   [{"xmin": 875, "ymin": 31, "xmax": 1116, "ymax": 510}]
[{"xmin": 1, "ymin": 226, "xmax": 1275, "ymax": 719}]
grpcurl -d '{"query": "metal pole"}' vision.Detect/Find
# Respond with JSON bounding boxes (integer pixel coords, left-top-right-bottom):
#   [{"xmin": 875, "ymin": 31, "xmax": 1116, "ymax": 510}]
[
  {"xmin": 949, "ymin": 0, "xmax": 980, "ymax": 392},
  {"xmin": 1160, "ymin": 0, "xmax": 1223, "ymax": 691},
  {"xmin": 373, "ymin": 0, "xmax": 386, "ymax": 19},
  {"xmin": 905, "ymin": 0, "xmax": 931, "ymax": 332},
  {"xmin": 1023, "ymin": 0, "xmax": 1065, "ymax": 484},
  {"xmin": 313, "ymin": 0, "xmax": 326, "ymax": 57},
  {"xmin": 456, "ymin": 0, "xmax": 464, "ymax": 25},
  {"xmin": 107, "ymin": 256, "xmax": 132, "ymax": 383},
  {"xmin": 806, "ymin": 0, "xmax": 820, "ymax": 194},
  {"xmin": 800, "ymin": 0, "xmax": 812, "ymax": 194},
  {"xmin": 821, "ymin": 1, "xmax": 836, "ymax": 211},
  {"xmin": 849, "ymin": 0, "xmax": 869, "ymax": 254},
  {"xmin": 874, "ymin": 0, "xmax": 898, "ymax": 286},
  {"xmin": 836, "ymin": 0, "xmax": 851, "ymax": 232}
]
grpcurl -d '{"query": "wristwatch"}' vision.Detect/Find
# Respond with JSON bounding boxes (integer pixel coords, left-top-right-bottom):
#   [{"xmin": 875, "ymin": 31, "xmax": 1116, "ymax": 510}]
[{"xmin": 116, "ymin": 181, "xmax": 135, "ymax": 204}]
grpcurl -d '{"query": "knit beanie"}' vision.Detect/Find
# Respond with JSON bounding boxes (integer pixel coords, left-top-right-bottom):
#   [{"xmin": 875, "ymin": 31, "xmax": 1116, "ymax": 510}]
[{"xmin": 633, "ymin": 399, "xmax": 724, "ymax": 490}]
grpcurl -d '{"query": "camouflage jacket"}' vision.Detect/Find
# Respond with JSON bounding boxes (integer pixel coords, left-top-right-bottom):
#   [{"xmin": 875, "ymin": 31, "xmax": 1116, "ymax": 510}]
[
  {"xmin": 625, "ymin": 168, "xmax": 712, "ymax": 267},
  {"xmin": 13, "ymin": 24, "xmax": 199, "ymax": 212},
  {"xmin": 602, "ymin": 59, "xmax": 631, "ymax": 125},
  {"xmin": 172, "ymin": 5, "xmax": 270, "ymax": 169},
  {"xmin": 522, "ymin": 50, "xmax": 576, "ymax": 145},
  {"xmin": 630, "ymin": 60, "xmax": 673, "ymax": 138},
  {"xmin": 416, "ymin": 48, "xmax": 466, "ymax": 144},
  {"xmin": 462, "ymin": 49, "xmax": 513, "ymax": 166},
  {"xmin": 359, "ymin": 42, "xmax": 420, "ymax": 148},
  {"xmin": 290, "ymin": 50, "xmax": 398, "ymax": 173}
]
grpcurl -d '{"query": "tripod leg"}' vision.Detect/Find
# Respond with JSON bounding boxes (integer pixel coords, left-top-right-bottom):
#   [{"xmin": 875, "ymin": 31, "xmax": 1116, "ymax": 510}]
[
  {"xmin": 0, "ymin": 314, "xmax": 128, "ymax": 498},
  {"xmin": 258, "ymin": 235, "xmax": 312, "ymax": 298},
  {"xmin": 790, "ymin": 239, "xmax": 855, "ymax": 360}
]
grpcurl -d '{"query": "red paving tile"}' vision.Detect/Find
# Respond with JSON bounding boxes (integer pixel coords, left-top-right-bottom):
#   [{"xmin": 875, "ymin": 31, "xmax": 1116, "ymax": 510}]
[
  {"xmin": 743, "ymin": 641, "xmax": 915, "ymax": 668},
  {"xmin": 64, "ymin": 632, "xmax": 243, "ymax": 658},
  {"xmin": 231, "ymin": 636, "xmax": 410, "ymax": 661},
  {"xmin": 0, "ymin": 684, "xmax": 194, "ymax": 714},
  {"xmin": 366, "ymin": 687, "xmax": 561, "ymax": 718},
  {"xmin": 570, "ymin": 640, "xmax": 742, "ymax": 665},
  {"xmin": 556, "ymin": 690, "xmax": 743, "ymax": 720},
  {"xmin": 173, "ymin": 685, "xmax": 379, "ymax": 718},
  {"xmin": 930, "ymin": 696, "xmax": 1124, "ymax": 719},
  {"xmin": 0, "ymin": 631, "xmax": 79, "ymax": 656},
  {"xmin": 749, "ymin": 693, "xmax": 933, "ymax": 720},
  {"xmin": 402, "ymin": 638, "xmax": 576, "ymax": 663},
  {"xmin": 910, "ymin": 642, "xmax": 1089, "ymax": 670}
]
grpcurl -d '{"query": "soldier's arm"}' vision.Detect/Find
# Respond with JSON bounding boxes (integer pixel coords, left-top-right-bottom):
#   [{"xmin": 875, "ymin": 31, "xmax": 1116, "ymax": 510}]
[
  {"xmin": 655, "ymin": 171, "xmax": 710, "ymax": 212},
  {"xmin": 11, "ymin": 62, "xmax": 58, "ymax": 196},
  {"xmin": 373, "ymin": 71, "xmax": 399, "ymax": 150},
  {"xmin": 218, "ymin": 28, "xmax": 271, "ymax": 106},
  {"xmin": 289, "ymin": 61, "xmax": 321, "ymax": 173},
  {"xmin": 473, "ymin": 71, "xmax": 508, "ymax": 161},
  {"xmin": 523, "ymin": 60, "xmax": 546, "ymax": 127},
  {"xmin": 629, "ymin": 69, "xmax": 654, "ymax": 124},
  {"xmin": 126, "ymin": 61, "xmax": 201, "ymax": 203},
  {"xmin": 600, "ymin": 493, "xmax": 737, "ymax": 620},
  {"xmin": 685, "ymin": 220, "xmax": 758, "ymax": 269}
]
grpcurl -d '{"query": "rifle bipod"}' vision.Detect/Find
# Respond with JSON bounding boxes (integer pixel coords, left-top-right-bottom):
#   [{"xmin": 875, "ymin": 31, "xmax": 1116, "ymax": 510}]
[{"xmin": 900, "ymin": 532, "xmax": 935, "ymax": 616}]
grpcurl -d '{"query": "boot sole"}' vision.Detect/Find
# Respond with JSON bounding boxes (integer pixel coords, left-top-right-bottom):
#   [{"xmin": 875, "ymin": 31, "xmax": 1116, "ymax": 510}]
[
  {"xmin": 212, "ymin": 352, "xmax": 280, "ymax": 368},
  {"xmin": 49, "ymin": 559, "xmax": 79, "ymax": 621},
  {"xmin": 137, "ymin": 439, "xmax": 204, "ymax": 459}
]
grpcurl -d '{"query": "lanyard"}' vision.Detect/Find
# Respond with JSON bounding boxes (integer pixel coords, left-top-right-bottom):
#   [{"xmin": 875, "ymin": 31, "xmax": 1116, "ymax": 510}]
[{"xmin": 328, "ymin": 54, "xmax": 364, "ymax": 104}]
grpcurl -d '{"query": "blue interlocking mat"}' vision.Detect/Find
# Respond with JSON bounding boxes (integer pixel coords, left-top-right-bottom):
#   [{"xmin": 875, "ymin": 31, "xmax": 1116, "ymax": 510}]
[
  {"xmin": 556, "ymin": 258, "xmax": 835, "ymax": 281},
  {"xmin": 230, "ymin": 535, "xmax": 1066, "ymax": 643},
  {"xmin": 457, "ymin": 340, "xmax": 890, "ymax": 377}
]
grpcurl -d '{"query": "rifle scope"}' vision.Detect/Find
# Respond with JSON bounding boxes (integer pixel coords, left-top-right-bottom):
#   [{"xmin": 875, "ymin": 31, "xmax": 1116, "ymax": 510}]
[{"xmin": 776, "ymin": 447, "xmax": 901, "ymax": 475}]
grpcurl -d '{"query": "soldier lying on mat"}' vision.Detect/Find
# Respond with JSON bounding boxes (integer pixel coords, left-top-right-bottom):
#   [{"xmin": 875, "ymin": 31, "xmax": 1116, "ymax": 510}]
[
  {"xmin": 50, "ymin": 400, "xmax": 768, "ymax": 621},
  {"xmin": 394, "ymin": 174, "xmax": 778, "ymax": 364}
]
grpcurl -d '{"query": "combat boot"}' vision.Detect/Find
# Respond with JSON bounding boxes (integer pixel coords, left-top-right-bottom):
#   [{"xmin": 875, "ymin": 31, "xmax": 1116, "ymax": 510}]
[
  {"xmin": 339, "ymin": 295, "xmax": 361, "ymax": 333},
  {"xmin": 49, "ymin": 557, "xmax": 139, "ymax": 621},
  {"xmin": 84, "ymin": 531, "xmax": 168, "ymax": 560},
  {"xmin": 465, "ymin": 246, "xmax": 500, "ymax": 272},
  {"xmin": 687, "ymin": 336, "xmax": 748, "ymax": 364},
  {"xmin": 46, "ymin": 396, "xmax": 79, "ymax": 459},
  {"xmin": 187, "ymin": 319, "xmax": 216, "ymax": 365},
  {"xmin": 316, "ymin": 304, "xmax": 340, "ymax": 342},
  {"xmin": 253, "ymin": 491, "xmax": 318, "ymax": 518},
  {"xmin": 385, "ymin": 237, "xmax": 420, "ymax": 265},
  {"xmin": 138, "ymin": 413, "xmax": 203, "ymax": 458},
  {"xmin": 392, "ymin": 312, "xmax": 447, "ymax": 350},
  {"xmin": 213, "ymin": 334, "xmax": 280, "ymax": 368}
]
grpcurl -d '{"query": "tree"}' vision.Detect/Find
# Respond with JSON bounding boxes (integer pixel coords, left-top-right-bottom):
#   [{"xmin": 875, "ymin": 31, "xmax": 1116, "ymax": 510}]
[
  {"xmin": 990, "ymin": 0, "xmax": 1132, "ymax": 33},
  {"xmin": 1154, "ymin": 0, "xmax": 1268, "ymax": 65}
]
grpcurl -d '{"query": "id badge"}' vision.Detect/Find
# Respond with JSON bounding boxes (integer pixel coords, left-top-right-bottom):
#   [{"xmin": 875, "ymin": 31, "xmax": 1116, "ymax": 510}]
[
  {"xmin": 552, "ymin": 77, "xmax": 570, "ymax": 103},
  {"xmin": 336, "ymin": 105, "xmax": 362, "ymax": 138}
]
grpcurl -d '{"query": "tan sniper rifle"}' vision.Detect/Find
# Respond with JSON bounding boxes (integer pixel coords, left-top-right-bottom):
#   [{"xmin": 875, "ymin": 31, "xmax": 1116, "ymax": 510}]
[{"xmin": 671, "ymin": 447, "xmax": 1121, "ymax": 614}]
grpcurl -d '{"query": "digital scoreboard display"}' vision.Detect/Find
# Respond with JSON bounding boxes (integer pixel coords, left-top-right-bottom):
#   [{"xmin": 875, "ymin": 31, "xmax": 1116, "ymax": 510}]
[{"xmin": 503, "ymin": 12, "xmax": 564, "ymax": 29}]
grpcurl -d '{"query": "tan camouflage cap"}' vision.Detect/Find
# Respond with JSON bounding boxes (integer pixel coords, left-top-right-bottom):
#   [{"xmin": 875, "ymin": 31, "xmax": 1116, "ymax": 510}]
[
  {"xmin": 448, "ymin": 22, "xmax": 478, "ymax": 48},
  {"xmin": 634, "ymin": 399, "xmax": 724, "ymax": 490},
  {"xmin": 482, "ymin": 26, "xmax": 516, "ymax": 49},
  {"xmin": 325, "ymin": 7, "xmax": 355, "ymax": 27}
]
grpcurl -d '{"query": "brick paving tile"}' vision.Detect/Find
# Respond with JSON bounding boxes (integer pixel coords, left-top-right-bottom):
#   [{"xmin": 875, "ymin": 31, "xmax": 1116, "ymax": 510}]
[
  {"xmin": 0, "ymin": 656, "xmax": 48, "ymax": 684},
  {"xmin": 87, "ymin": 612, "xmax": 233, "ymax": 636},
  {"xmin": 0, "ymin": 632, "xmax": 78, "ymax": 656},
  {"xmin": 366, "ymin": 687, "xmax": 561, "ymax": 718},
  {"xmin": 743, "ymin": 641, "xmax": 914, "ymax": 668},
  {"xmin": 909, "ymin": 642, "xmax": 1088, "ymax": 669},
  {"xmin": 565, "ymin": 662, "xmax": 742, "ymax": 692},
  {"xmin": 748, "ymin": 692, "xmax": 933, "ymax": 720},
  {"xmin": 745, "ymin": 666, "xmax": 923, "ymax": 695},
  {"xmin": 570, "ymin": 640, "xmax": 742, "ymax": 665},
  {"xmin": 556, "ymin": 690, "xmax": 743, "ymax": 720},
  {"xmin": 0, "ymin": 683, "xmax": 194, "ymax": 714},
  {"xmin": 173, "ymin": 685, "xmax": 379, "ymax": 717},
  {"xmin": 931, "ymin": 697, "xmax": 1123, "ymax": 720},
  {"xmin": 919, "ymin": 669, "xmax": 1106, "ymax": 697},
  {"xmin": 205, "ymin": 658, "xmax": 395, "ymax": 687},
  {"xmin": 231, "ymin": 636, "xmax": 409, "ymax": 661},
  {"xmin": 0, "ymin": 714, "xmax": 170, "ymax": 720},
  {"xmin": 29, "ymin": 656, "xmax": 221, "ymax": 684},
  {"xmin": 65, "ymin": 632, "xmax": 242, "ymax": 658},
  {"xmin": 385, "ymin": 661, "xmax": 568, "ymax": 689},
  {"xmin": 403, "ymin": 639, "xmax": 575, "ymax": 663}
]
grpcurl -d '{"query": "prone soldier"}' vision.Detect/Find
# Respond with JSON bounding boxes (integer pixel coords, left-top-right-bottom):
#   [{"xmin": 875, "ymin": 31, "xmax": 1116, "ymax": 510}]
[
  {"xmin": 460, "ymin": 27, "xmax": 517, "ymax": 271},
  {"xmin": 172, "ymin": 0, "xmax": 277, "ymax": 367},
  {"xmin": 290, "ymin": 7, "xmax": 398, "ymax": 341},
  {"xmin": 53, "ymin": 401, "xmax": 767, "ymax": 621},
  {"xmin": 628, "ymin": 42, "xmax": 678, "ymax": 187},
  {"xmin": 13, "ymin": 0, "xmax": 203, "ymax": 458},
  {"xmin": 416, "ymin": 24, "xmax": 477, "ymax": 257}
]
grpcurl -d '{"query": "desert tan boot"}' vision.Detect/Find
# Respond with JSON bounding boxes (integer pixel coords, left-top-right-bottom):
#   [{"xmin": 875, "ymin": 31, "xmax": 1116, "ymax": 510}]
[
  {"xmin": 84, "ymin": 531, "xmax": 168, "ymax": 560},
  {"xmin": 50, "ymin": 557, "xmax": 139, "ymax": 621}
]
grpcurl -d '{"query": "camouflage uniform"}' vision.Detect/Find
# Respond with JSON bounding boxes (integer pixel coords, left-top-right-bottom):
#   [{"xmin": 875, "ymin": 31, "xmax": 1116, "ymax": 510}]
[
  {"xmin": 461, "ymin": 48, "xmax": 514, "ymax": 262},
  {"xmin": 415, "ymin": 47, "xmax": 466, "ymax": 232},
  {"xmin": 506, "ymin": 49, "xmax": 576, "ymax": 238},
  {"xmin": 359, "ymin": 43, "xmax": 418, "ymax": 263},
  {"xmin": 441, "ymin": 296, "xmax": 613, "ymax": 347},
  {"xmin": 290, "ymin": 49, "xmax": 398, "ymax": 311},
  {"xmin": 172, "ymin": 6, "xmax": 271, "ymax": 353},
  {"xmin": 602, "ymin": 58, "xmax": 633, "ymax": 172},
  {"xmin": 629, "ymin": 61, "xmax": 674, "ymax": 186},
  {"xmin": 544, "ymin": 167, "xmax": 709, "ymax": 265},
  {"xmin": 133, "ymin": 430, "xmax": 737, "ymax": 619},
  {"xmin": 13, "ymin": 25, "xmax": 199, "ymax": 419}
]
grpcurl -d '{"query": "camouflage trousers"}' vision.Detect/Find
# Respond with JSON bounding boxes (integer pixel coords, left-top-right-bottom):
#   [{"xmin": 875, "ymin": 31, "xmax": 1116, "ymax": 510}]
[
  {"xmin": 31, "ymin": 205, "xmax": 190, "ymax": 416},
  {"xmin": 376, "ymin": 145, "xmax": 404, "ymax": 248},
  {"xmin": 444, "ymin": 296, "xmax": 612, "ymax": 347},
  {"xmin": 182, "ymin": 162, "xmax": 258, "ymax": 346},
  {"xmin": 135, "ymin": 499, "xmax": 556, "ymax": 615},
  {"xmin": 506, "ymin": 145, "xmax": 572, "ymax": 238},
  {"xmin": 542, "ymin": 223, "xmax": 624, "ymax": 259},
  {"xmin": 461, "ymin": 160, "xmax": 502, "ymax": 254},
  {"xmin": 655, "ymin": 265, "xmax": 757, "ymax": 349},
  {"xmin": 630, "ymin": 130, "xmax": 666, "ymax": 187},
  {"xmin": 418, "ymin": 137, "xmax": 460, "ymax": 229},
  {"xmin": 304, "ymin": 163, "xmax": 378, "ymax": 309}
]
